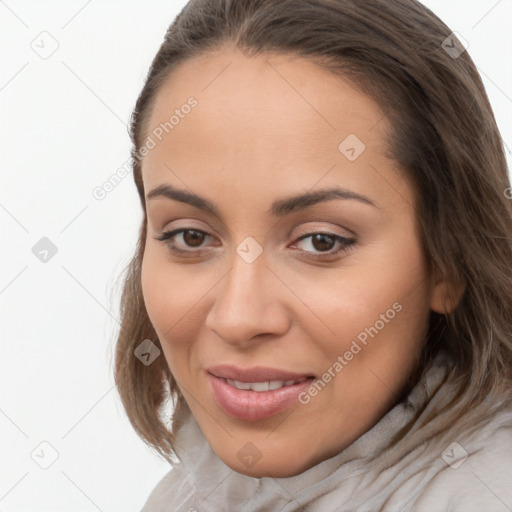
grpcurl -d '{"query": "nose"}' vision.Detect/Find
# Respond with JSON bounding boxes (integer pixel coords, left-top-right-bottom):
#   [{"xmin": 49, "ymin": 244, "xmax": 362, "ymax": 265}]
[{"xmin": 205, "ymin": 249, "xmax": 291, "ymax": 347}]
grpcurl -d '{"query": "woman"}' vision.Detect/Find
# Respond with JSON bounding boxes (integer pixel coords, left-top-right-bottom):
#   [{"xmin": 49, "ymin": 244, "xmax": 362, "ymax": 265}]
[{"xmin": 114, "ymin": 0, "xmax": 512, "ymax": 510}]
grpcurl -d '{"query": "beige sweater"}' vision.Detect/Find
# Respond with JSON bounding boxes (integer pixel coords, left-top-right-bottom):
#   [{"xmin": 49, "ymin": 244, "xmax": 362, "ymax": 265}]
[{"xmin": 141, "ymin": 350, "xmax": 512, "ymax": 511}]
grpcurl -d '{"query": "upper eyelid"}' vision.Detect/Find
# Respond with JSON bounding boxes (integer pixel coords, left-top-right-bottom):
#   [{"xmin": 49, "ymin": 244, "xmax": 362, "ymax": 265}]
[
  {"xmin": 159, "ymin": 225, "xmax": 353, "ymax": 238},
  {"xmin": 157, "ymin": 217, "xmax": 355, "ymax": 238},
  {"xmin": 158, "ymin": 229, "xmax": 355, "ymax": 262},
  {"xmin": 159, "ymin": 227, "xmax": 355, "ymax": 248}
]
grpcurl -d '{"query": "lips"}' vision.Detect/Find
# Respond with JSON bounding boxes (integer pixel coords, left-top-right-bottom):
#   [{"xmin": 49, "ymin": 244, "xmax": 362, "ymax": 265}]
[
  {"xmin": 206, "ymin": 365, "xmax": 315, "ymax": 421},
  {"xmin": 207, "ymin": 364, "xmax": 314, "ymax": 382},
  {"xmin": 225, "ymin": 377, "xmax": 309, "ymax": 392}
]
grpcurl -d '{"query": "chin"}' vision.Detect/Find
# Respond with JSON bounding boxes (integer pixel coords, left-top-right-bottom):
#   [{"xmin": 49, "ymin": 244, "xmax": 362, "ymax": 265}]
[{"xmin": 222, "ymin": 453, "xmax": 314, "ymax": 479}]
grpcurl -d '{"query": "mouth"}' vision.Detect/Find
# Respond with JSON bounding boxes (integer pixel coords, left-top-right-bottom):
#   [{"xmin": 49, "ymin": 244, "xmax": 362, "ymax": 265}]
[
  {"xmin": 206, "ymin": 365, "xmax": 315, "ymax": 421},
  {"xmin": 223, "ymin": 376, "xmax": 311, "ymax": 392},
  {"xmin": 207, "ymin": 364, "xmax": 315, "ymax": 382}
]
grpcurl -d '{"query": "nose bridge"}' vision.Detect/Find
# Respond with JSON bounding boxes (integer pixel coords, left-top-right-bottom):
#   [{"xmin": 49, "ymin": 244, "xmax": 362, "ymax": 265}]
[{"xmin": 205, "ymin": 242, "xmax": 289, "ymax": 345}]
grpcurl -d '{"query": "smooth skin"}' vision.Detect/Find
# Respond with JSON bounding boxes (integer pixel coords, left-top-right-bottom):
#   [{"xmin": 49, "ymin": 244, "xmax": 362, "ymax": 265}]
[{"xmin": 140, "ymin": 47, "xmax": 457, "ymax": 478}]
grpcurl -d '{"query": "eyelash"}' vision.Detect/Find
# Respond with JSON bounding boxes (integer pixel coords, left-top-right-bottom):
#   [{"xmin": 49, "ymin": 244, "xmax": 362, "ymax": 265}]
[{"xmin": 154, "ymin": 228, "xmax": 356, "ymax": 261}]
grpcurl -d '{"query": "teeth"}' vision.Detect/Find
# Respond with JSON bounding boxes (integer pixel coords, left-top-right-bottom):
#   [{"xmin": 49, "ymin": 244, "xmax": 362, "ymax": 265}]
[
  {"xmin": 251, "ymin": 381, "xmax": 270, "ymax": 392},
  {"xmin": 225, "ymin": 377, "xmax": 308, "ymax": 392}
]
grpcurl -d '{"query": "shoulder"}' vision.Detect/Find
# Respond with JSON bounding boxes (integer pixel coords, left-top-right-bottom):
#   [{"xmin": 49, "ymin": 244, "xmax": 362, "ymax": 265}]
[
  {"xmin": 140, "ymin": 466, "xmax": 195, "ymax": 512},
  {"xmin": 401, "ymin": 412, "xmax": 512, "ymax": 512}
]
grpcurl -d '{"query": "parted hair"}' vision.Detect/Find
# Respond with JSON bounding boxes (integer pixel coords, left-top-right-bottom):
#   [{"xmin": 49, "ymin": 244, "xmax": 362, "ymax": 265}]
[{"xmin": 114, "ymin": 0, "xmax": 512, "ymax": 464}]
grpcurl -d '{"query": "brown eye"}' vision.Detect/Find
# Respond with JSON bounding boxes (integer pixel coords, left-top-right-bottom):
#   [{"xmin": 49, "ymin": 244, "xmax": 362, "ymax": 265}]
[
  {"xmin": 154, "ymin": 228, "xmax": 214, "ymax": 256},
  {"xmin": 183, "ymin": 230, "xmax": 206, "ymax": 247},
  {"xmin": 292, "ymin": 232, "xmax": 356, "ymax": 260},
  {"xmin": 310, "ymin": 234, "xmax": 336, "ymax": 252}
]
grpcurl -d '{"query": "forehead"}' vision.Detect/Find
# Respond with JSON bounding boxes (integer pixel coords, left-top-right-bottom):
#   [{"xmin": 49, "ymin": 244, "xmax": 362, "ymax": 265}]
[
  {"xmin": 146, "ymin": 47, "xmax": 390, "ymax": 142},
  {"xmin": 141, "ymin": 47, "xmax": 410, "ymax": 212}
]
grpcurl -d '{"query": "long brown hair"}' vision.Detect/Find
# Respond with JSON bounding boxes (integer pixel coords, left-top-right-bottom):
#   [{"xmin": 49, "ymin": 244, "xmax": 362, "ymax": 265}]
[{"xmin": 114, "ymin": 0, "xmax": 512, "ymax": 464}]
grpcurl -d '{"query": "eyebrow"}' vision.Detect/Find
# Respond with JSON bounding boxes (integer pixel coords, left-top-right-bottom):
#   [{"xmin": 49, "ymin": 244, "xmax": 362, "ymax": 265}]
[{"xmin": 146, "ymin": 183, "xmax": 379, "ymax": 217}]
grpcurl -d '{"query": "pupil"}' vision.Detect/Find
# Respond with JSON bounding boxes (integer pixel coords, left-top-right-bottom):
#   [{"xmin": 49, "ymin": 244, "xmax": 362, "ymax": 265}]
[
  {"xmin": 312, "ymin": 234, "xmax": 334, "ymax": 251},
  {"xmin": 184, "ymin": 230, "xmax": 204, "ymax": 247}
]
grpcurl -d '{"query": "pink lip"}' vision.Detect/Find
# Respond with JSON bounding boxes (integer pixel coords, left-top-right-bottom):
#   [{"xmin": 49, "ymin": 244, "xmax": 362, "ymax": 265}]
[
  {"xmin": 207, "ymin": 364, "xmax": 314, "ymax": 382},
  {"xmin": 206, "ymin": 367, "xmax": 315, "ymax": 421}
]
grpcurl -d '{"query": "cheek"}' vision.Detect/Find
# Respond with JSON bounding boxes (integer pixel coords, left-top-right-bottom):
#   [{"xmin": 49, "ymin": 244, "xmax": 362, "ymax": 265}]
[
  {"xmin": 141, "ymin": 248, "xmax": 191, "ymax": 340},
  {"xmin": 331, "ymin": 236, "xmax": 431, "ymax": 383},
  {"xmin": 292, "ymin": 235, "xmax": 429, "ymax": 356},
  {"xmin": 140, "ymin": 246, "xmax": 212, "ymax": 372},
  {"xmin": 292, "ymin": 276, "xmax": 428, "ymax": 371},
  {"xmin": 141, "ymin": 248, "xmax": 171, "ymax": 330},
  {"xmin": 295, "ymin": 246, "xmax": 431, "ymax": 428}
]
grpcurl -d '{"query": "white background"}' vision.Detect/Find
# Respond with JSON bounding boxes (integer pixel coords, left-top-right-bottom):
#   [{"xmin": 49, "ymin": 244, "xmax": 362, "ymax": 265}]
[{"xmin": 0, "ymin": 0, "xmax": 510, "ymax": 510}]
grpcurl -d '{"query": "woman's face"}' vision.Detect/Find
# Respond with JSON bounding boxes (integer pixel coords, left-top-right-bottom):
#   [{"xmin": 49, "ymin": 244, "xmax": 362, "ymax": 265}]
[{"xmin": 140, "ymin": 48, "xmax": 442, "ymax": 477}]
